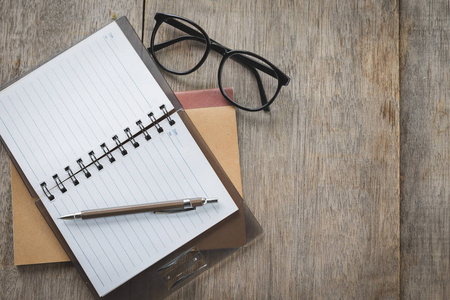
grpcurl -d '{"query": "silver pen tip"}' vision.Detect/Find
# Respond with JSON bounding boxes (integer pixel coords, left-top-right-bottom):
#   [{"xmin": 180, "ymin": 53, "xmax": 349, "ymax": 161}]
[
  {"xmin": 58, "ymin": 214, "xmax": 75, "ymax": 220},
  {"xmin": 203, "ymin": 198, "xmax": 218, "ymax": 204}
]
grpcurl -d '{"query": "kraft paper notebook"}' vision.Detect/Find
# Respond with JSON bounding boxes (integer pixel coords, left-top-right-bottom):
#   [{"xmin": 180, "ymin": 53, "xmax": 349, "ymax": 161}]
[
  {"xmin": 12, "ymin": 88, "xmax": 245, "ymax": 265},
  {"xmin": 0, "ymin": 17, "xmax": 254, "ymax": 299}
]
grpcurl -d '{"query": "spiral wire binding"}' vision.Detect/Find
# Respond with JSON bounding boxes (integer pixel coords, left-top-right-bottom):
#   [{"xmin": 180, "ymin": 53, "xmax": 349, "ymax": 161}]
[
  {"xmin": 65, "ymin": 166, "xmax": 79, "ymax": 186},
  {"xmin": 125, "ymin": 127, "xmax": 140, "ymax": 148},
  {"xmin": 136, "ymin": 120, "xmax": 151, "ymax": 140},
  {"xmin": 89, "ymin": 151, "xmax": 104, "ymax": 170},
  {"xmin": 113, "ymin": 135, "xmax": 128, "ymax": 155},
  {"xmin": 149, "ymin": 112, "xmax": 163, "ymax": 133},
  {"xmin": 101, "ymin": 143, "xmax": 116, "ymax": 163},
  {"xmin": 40, "ymin": 182, "xmax": 55, "ymax": 200},
  {"xmin": 160, "ymin": 105, "xmax": 175, "ymax": 126},
  {"xmin": 40, "ymin": 106, "xmax": 176, "ymax": 200},
  {"xmin": 52, "ymin": 174, "xmax": 67, "ymax": 193},
  {"xmin": 77, "ymin": 158, "xmax": 92, "ymax": 178}
]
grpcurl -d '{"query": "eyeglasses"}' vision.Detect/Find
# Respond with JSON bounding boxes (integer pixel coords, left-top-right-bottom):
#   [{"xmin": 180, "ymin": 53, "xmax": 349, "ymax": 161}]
[{"xmin": 149, "ymin": 13, "xmax": 290, "ymax": 112}]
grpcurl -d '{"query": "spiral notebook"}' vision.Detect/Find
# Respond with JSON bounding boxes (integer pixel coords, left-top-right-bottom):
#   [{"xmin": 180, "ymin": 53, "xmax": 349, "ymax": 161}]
[
  {"xmin": 12, "ymin": 88, "xmax": 246, "ymax": 266},
  {"xmin": 0, "ymin": 18, "xmax": 244, "ymax": 298}
]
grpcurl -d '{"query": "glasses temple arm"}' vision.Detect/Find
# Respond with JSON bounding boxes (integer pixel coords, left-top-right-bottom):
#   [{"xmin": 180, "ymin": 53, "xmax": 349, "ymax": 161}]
[
  {"xmin": 165, "ymin": 18, "xmax": 205, "ymax": 38},
  {"xmin": 151, "ymin": 35, "xmax": 205, "ymax": 52}
]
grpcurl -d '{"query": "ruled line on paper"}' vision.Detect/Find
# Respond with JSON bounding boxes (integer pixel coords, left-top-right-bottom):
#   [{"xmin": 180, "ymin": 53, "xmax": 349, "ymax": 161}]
[
  {"xmin": 75, "ymin": 186, "xmax": 129, "ymax": 273},
  {"xmin": 21, "ymin": 86, "xmax": 72, "ymax": 163},
  {"xmin": 71, "ymin": 55, "xmax": 122, "ymax": 127},
  {"xmin": 6, "ymin": 95, "xmax": 52, "ymax": 172},
  {"xmin": 102, "ymin": 37, "xmax": 152, "ymax": 109},
  {"xmin": 11, "ymin": 94, "xmax": 54, "ymax": 168},
  {"xmin": 0, "ymin": 109, "xmax": 40, "ymax": 182},
  {"xmin": 86, "ymin": 45, "xmax": 137, "ymax": 118},
  {"xmin": 52, "ymin": 203, "xmax": 106, "ymax": 287},
  {"xmin": 96, "ymin": 41, "xmax": 145, "ymax": 111},
  {"xmin": 38, "ymin": 74, "xmax": 90, "ymax": 153}
]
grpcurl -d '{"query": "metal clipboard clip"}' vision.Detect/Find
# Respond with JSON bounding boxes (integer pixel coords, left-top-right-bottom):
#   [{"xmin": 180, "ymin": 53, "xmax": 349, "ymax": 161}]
[{"xmin": 157, "ymin": 247, "xmax": 208, "ymax": 290}]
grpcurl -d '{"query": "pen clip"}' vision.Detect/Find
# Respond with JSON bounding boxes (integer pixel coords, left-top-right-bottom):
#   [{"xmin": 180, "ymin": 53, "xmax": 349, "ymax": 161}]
[{"xmin": 154, "ymin": 207, "xmax": 197, "ymax": 214}]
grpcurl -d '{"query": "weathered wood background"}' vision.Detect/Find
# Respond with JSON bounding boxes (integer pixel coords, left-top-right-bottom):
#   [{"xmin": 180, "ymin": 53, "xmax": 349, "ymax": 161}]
[
  {"xmin": 0, "ymin": 0, "xmax": 448, "ymax": 299},
  {"xmin": 400, "ymin": 1, "xmax": 450, "ymax": 299}
]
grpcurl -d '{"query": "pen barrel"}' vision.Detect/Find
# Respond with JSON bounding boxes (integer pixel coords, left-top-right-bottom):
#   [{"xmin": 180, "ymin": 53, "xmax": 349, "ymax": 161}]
[
  {"xmin": 190, "ymin": 198, "xmax": 204, "ymax": 207},
  {"xmin": 81, "ymin": 201, "xmax": 187, "ymax": 219}
]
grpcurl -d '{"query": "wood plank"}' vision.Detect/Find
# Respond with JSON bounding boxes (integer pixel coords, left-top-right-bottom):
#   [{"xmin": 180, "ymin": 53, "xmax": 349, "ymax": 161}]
[
  {"xmin": 400, "ymin": 1, "xmax": 450, "ymax": 298},
  {"xmin": 0, "ymin": 1, "xmax": 143, "ymax": 299},
  {"xmin": 144, "ymin": 1, "xmax": 400, "ymax": 299}
]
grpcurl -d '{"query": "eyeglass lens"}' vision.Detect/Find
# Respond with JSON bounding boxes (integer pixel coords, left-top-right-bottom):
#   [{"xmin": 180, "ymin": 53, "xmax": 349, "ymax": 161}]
[
  {"xmin": 153, "ymin": 18, "xmax": 207, "ymax": 73},
  {"xmin": 219, "ymin": 52, "xmax": 279, "ymax": 110}
]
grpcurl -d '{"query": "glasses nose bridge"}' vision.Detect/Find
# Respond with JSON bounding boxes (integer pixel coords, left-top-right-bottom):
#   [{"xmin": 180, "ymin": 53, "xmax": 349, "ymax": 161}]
[{"xmin": 210, "ymin": 41, "xmax": 232, "ymax": 57}]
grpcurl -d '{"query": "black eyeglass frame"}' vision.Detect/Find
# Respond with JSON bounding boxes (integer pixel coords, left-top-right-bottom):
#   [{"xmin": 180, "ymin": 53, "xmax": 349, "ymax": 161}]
[{"xmin": 149, "ymin": 13, "xmax": 290, "ymax": 112}]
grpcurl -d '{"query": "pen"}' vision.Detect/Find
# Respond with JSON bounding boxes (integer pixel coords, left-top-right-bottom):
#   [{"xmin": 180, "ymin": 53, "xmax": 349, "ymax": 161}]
[{"xmin": 58, "ymin": 197, "xmax": 218, "ymax": 220}]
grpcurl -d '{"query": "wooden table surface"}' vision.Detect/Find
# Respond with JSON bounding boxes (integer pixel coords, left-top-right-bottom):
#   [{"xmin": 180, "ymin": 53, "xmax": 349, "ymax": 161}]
[{"xmin": 0, "ymin": 1, "xmax": 448, "ymax": 299}]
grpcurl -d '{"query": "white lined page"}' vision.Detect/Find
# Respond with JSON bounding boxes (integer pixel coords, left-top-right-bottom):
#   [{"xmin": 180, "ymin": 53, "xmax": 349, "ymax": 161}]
[
  {"xmin": 0, "ymin": 22, "xmax": 173, "ymax": 195},
  {"xmin": 42, "ymin": 113, "xmax": 238, "ymax": 296}
]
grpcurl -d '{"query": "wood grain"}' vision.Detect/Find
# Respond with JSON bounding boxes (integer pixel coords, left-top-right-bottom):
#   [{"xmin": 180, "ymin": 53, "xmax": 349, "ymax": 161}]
[{"xmin": 400, "ymin": 1, "xmax": 450, "ymax": 299}]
